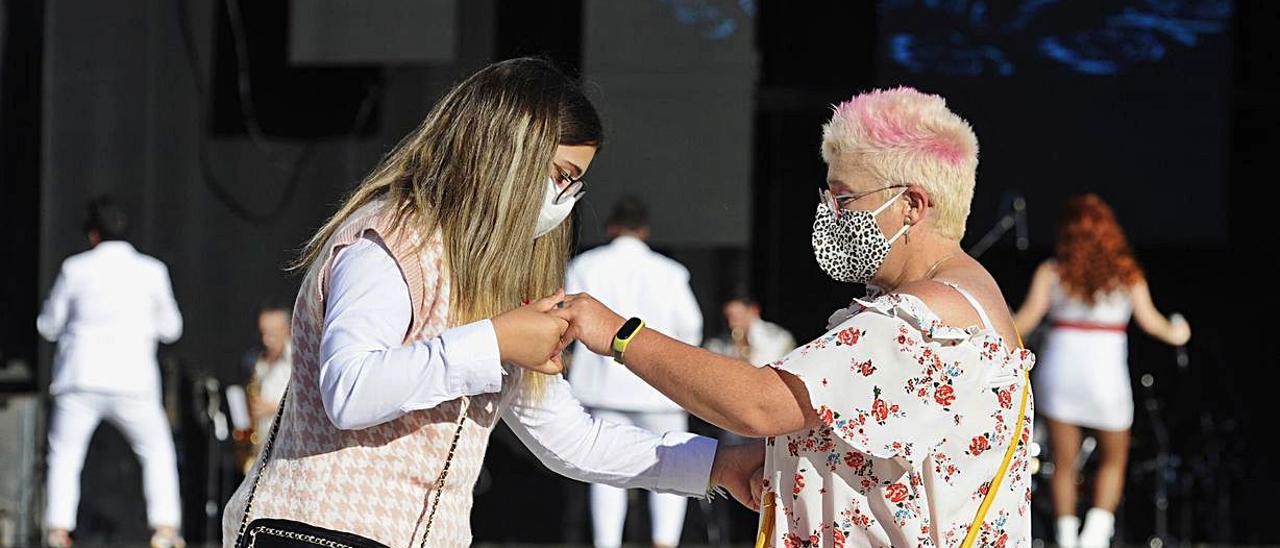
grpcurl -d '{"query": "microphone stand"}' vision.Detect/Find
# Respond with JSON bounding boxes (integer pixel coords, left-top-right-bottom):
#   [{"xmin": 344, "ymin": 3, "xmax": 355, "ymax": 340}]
[
  {"xmin": 200, "ymin": 376, "xmax": 229, "ymax": 543},
  {"xmin": 1136, "ymin": 372, "xmax": 1175, "ymax": 548},
  {"xmin": 1137, "ymin": 322, "xmax": 1193, "ymax": 548},
  {"xmin": 968, "ymin": 194, "xmax": 1028, "ymax": 258}
]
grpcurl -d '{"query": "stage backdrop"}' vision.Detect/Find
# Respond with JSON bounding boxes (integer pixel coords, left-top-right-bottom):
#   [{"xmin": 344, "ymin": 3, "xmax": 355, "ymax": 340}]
[
  {"xmin": 38, "ymin": 0, "xmax": 496, "ymax": 540},
  {"xmin": 877, "ymin": 0, "xmax": 1234, "ymax": 247},
  {"xmin": 580, "ymin": 0, "xmax": 757, "ymax": 247}
]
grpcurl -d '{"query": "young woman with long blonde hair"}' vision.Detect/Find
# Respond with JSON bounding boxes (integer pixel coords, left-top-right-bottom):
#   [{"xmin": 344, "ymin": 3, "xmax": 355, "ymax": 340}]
[
  {"xmin": 221, "ymin": 58, "xmax": 750, "ymax": 548},
  {"xmin": 1015, "ymin": 194, "xmax": 1191, "ymax": 548}
]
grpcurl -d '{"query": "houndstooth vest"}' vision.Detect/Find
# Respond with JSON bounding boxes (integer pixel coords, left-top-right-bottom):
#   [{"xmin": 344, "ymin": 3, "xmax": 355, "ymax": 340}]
[{"xmin": 222, "ymin": 201, "xmax": 521, "ymax": 547}]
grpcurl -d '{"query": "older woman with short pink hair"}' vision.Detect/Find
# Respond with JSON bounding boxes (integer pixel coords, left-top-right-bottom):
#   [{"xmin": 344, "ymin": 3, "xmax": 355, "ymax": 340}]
[{"xmin": 556, "ymin": 87, "xmax": 1036, "ymax": 547}]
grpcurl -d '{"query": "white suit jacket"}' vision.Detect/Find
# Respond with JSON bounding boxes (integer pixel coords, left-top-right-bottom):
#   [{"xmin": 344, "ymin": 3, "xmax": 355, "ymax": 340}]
[
  {"xmin": 566, "ymin": 236, "xmax": 703, "ymax": 412},
  {"xmin": 38, "ymin": 241, "xmax": 183, "ymax": 396}
]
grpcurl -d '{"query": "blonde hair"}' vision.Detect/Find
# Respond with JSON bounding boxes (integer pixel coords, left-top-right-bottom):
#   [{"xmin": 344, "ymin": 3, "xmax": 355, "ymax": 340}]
[
  {"xmin": 820, "ymin": 87, "xmax": 978, "ymax": 240},
  {"xmin": 295, "ymin": 58, "xmax": 602, "ymax": 392}
]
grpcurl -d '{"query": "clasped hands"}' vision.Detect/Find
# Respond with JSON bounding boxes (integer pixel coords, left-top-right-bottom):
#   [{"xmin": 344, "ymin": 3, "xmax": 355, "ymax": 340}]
[
  {"xmin": 489, "ymin": 289, "xmax": 627, "ymax": 375},
  {"xmin": 490, "ymin": 289, "xmax": 767, "ymax": 511}
]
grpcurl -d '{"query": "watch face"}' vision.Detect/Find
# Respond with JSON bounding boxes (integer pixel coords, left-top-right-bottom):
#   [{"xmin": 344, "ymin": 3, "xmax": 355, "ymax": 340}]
[{"xmin": 618, "ymin": 317, "xmax": 644, "ymax": 339}]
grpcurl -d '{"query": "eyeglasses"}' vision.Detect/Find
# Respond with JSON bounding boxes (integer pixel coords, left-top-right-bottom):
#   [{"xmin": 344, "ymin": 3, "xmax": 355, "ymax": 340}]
[
  {"xmin": 553, "ymin": 168, "xmax": 586, "ymax": 205},
  {"xmin": 818, "ymin": 184, "xmax": 908, "ymax": 220}
]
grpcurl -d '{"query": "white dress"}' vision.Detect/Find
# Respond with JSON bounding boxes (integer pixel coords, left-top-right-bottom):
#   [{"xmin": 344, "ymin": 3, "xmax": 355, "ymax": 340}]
[{"xmin": 1034, "ymin": 273, "xmax": 1134, "ymax": 431}]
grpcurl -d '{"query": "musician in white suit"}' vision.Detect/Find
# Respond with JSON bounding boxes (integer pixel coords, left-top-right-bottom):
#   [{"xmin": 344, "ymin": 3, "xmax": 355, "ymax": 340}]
[
  {"xmin": 566, "ymin": 197, "xmax": 704, "ymax": 548},
  {"xmin": 38, "ymin": 197, "xmax": 185, "ymax": 548}
]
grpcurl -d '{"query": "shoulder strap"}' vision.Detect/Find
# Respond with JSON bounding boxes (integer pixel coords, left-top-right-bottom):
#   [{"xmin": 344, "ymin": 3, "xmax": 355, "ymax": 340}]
[
  {"xmin": 235, "ymin": 388, "xmax": 471, "ymax": 548},
  {"xmin": 236, "ymin": 385, "xmax": 288, "ymax": 544},
  {"xmin": 941, "ymin": 282, "xmax": 994, "ymax": 330},
  {"xmin": 961, "ymin": 290, "xmax": 1030, "ymax": 547},
  {"xmin": 418, "ymin": 398, "xmax": 470, "ymax": 547},
  {"xmin": 961, "ymin": 371, "xmax": 1030, "ymax": 547}
]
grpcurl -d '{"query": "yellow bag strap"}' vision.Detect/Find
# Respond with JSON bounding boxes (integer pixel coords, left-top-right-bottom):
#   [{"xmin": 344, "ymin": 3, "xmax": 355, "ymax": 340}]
[
  {"xmin": 754, "ymin": 492, "xmax": 776, "ymax": 548},
  {"xmin": 960, "ymin": 369, "xmax": 1030, "ymax": 547},
  {"xmin": 961, "ymin": 325, "xmax": 1030, "ymax": 548}
]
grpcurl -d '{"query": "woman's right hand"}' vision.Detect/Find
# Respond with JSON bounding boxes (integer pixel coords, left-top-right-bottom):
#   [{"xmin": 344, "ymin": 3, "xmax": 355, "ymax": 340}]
[{"xmin": 492, "ymin": 290, "xmax": 569, "ymax": 374}]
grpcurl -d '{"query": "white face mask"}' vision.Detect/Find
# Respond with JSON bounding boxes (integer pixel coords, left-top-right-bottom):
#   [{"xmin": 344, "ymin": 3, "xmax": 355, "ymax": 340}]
[{"xmin": 534, "ymin": 177, "xmax": 578, "ymax": 238}]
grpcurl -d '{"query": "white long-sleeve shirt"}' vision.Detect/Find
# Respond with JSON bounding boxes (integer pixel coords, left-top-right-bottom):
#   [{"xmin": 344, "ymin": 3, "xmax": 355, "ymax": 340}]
[
  {"xmin": 318, "ymin": 236, "xmax": 716, "ymax": 496},
  {"xmin": 38, "ymin": 241, "xmax": 183, "ymax": 396},
  {"xmin": 565, "ymin": 236, "xmax": 704, "ymax": 412}
]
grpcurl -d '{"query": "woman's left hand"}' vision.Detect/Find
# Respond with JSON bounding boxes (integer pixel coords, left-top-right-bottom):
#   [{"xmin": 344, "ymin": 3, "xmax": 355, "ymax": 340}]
[
  {"xmin": 748, "ymin": 465, "xmax": 766, "ymax": 511},
  {"xmin": 550, "ymin": 293, "xmax": 627, "ymax": 357}
]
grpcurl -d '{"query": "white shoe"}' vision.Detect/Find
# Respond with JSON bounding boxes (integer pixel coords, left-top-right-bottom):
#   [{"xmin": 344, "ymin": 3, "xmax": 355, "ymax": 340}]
[
  {"xmin": 1055, "ymin": 515, "xmax": 1081, "ymax": 548},
  {"xmin": 149, "ymin": 531, "xmax": 186, "ymax": 548},
  {"xmin": 46, "ymin": 529, "xmax": 72, "ymax": 548},
  {"xmin": 1078, "ymin": 508, "xmax": 1115, "ymax": 548}
]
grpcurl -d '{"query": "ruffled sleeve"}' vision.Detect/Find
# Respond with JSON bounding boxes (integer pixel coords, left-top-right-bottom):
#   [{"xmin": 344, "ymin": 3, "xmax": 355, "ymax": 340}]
[{"xmin": 768, "ymin": 294, "xmax": 994, "ymax": 467}]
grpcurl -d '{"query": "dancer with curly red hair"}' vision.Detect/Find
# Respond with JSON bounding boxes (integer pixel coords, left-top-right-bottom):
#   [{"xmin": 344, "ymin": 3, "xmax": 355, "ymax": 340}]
[{"xmin": 1015, "ymin": 193, "xmax": 1191, "ymax": 548}]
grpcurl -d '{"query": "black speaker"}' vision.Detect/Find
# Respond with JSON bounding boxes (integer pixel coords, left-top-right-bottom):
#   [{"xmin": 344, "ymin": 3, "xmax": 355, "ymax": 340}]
[
  {"xmin": 0, "ymin": 0, "xmax": 42, "ymax": 395},
  {"xmin": 0, "ymin": 394, "xmax": 40, "ymax": 546}
]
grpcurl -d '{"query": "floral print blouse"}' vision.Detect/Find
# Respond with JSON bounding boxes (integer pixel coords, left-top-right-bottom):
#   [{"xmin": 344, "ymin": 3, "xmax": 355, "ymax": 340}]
[{"xmin": 760, "ymin": 293, "xmax": 1035, "ymax": 547}]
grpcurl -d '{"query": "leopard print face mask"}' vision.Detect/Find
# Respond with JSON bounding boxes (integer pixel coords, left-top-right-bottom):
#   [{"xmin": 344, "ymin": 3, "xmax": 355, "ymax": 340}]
[{"xmin": 811, "ymin": 189, "xmax": 910, "ymax": 284}]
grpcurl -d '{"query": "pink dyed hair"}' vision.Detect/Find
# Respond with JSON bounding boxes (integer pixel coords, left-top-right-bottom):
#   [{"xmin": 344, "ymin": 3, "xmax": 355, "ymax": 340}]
[{"xmin": 821, "ymin": 87, "xmax": 979, "ymax": 240}]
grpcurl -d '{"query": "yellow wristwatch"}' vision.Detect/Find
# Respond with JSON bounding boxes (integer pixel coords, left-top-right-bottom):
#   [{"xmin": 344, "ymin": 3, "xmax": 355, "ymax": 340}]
[{"xmin": 612, "ymin": 317, "xmax": 645, "ymax": 364}]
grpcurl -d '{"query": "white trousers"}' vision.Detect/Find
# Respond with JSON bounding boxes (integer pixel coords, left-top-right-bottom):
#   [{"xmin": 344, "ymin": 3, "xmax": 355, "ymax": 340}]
[
  {"xmin": 587, "ymin": 408, "xmax": 688, "ymax": 548},
  {"xmin": 45, "ymin": 391, "xmax": 182, "ymax": 530}
]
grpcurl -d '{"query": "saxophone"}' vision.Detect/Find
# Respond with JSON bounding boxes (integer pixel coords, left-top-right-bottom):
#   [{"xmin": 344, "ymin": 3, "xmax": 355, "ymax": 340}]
[
  {"xmin": 731, "ymin": 326, "xmax": 753, "ymax": 363},
  {"xmin": 232, "ymin": 371, "xmax": 261, "ymax": 474}
]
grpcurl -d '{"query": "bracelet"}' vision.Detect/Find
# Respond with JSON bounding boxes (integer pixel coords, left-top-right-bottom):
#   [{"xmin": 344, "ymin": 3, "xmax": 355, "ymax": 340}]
[{"xmin": 611, "ymin": 317, "xmax": 645, "ymax": 365}]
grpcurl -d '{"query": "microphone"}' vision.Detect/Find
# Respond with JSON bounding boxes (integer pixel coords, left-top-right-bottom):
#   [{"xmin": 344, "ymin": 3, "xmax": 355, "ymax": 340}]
[
  {"xmin": 1012, "ymin": 194, "xmax": 1028, "ymax": 251},
  {"xmin": 203, "ymin": 377, "xmax": 229, "ymax": 441},
  {"xmin": 1170, "ymin": 313, "xmax": 1189, "ymax": 369}
]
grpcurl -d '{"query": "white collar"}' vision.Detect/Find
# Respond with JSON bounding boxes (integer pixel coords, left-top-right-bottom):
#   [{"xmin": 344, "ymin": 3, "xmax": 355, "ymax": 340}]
[
  {"xmin": 260, "ymin": 344, "xmax": 292, "ymax": 368},
  {"xmin": 94, "ymin": 241, "xmax": 136, "ymax": 253},
  {"xmin": 610, "ymin": 235, "xmax": 650, "ymax": 251}
]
